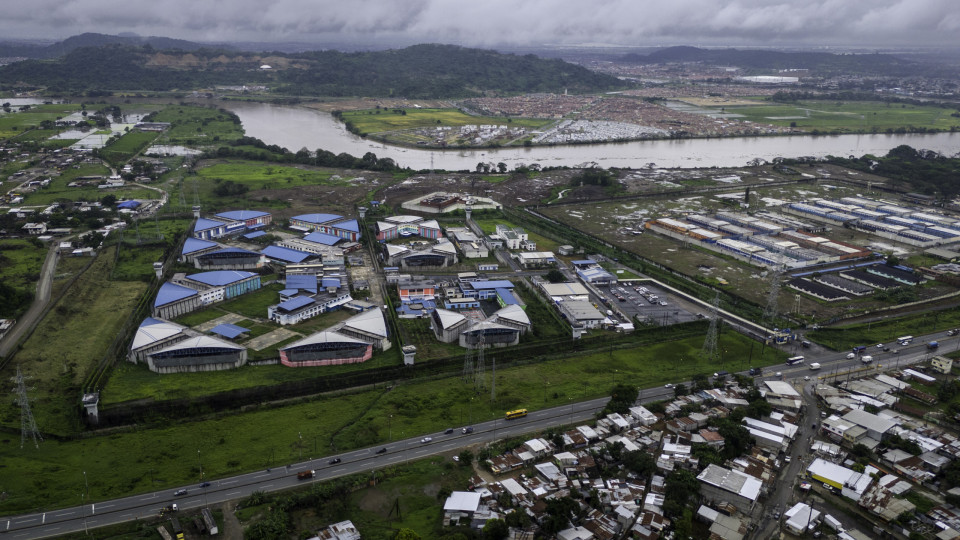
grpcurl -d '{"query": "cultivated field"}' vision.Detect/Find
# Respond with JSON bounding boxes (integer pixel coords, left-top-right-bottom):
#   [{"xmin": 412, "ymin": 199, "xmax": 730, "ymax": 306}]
[
  {"xmin": 0, "ymin": 103, "xmax": 81, "ymax": 139},
  {"xmin": 713, "ymin": 100, "xmax": 960, "ymax": 132}
]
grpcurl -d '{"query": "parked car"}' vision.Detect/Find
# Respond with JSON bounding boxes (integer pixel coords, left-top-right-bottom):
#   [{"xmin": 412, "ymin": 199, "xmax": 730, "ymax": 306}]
[
  {"xmin": 174, "ymin": 489, "xmax": 188, "ymax": 497},
  {"xmin": 421, "ymin": 437, "xmax": 433, "ymax": 443},
  {"xmin": 376, "ymin": 447, "xmax": 387, "ymax": 454},
  {"xmin": 328, "ymin": 457, "xmax": 341, "ymax": 465}
]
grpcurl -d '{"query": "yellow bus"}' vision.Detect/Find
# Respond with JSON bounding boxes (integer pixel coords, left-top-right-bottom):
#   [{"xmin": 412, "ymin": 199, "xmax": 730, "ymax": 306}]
[{"xmin": 505, "ymin": 409, "xmax": 528, "ymax": 420}]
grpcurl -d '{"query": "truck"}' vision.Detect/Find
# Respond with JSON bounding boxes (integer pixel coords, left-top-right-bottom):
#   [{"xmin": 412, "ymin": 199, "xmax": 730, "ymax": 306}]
[
  {"xmin": 861, "ymin": 355, "xmax": 874, "ymax": 364},
  {"xmin": 297, "ymin": 470, "xmax": 316, "ymax": 480},
  {"xmin": 928, "ymin": 341, "xmax": 940, "ymax": 350},
  {"xmin": 852, "ymin": 345, "xmax": 867, "ymax": 355},
  {"xmin": 809, "ymin": 363, "xmax": 821, "ymax": 370},
  {"xmin": 159, "ymin": 504, "xmax": 179, "ymax": 515}
]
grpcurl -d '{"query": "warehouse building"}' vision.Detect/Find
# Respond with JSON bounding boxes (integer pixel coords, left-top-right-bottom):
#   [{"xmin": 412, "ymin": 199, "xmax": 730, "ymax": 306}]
[
  {"xmin": 288, "ymin": 213, "xmax": 362, "ymax": 242},
  {"xmin": 193, "ymin": 248, "xmax": 265, "ymax": 270},
  {"xmin": 279, "ymin": 331, "xmax": 373, "ymax": 367},
  {"xmin": 330, "ymin": 309, "xmax": 391, "ymax": 351},
  {"xmin": 174, "ymin": 271, "xmax": 262, "ymax": 302},
  {"xmin": 128, "ymin": 318, "xmax": 189, "ymax": 363},
  {"xmin": 375, "ymin": 215, "xmax": 442, "ymax": 242},
  {"xmin": 180, "ymin": 237, "xmax": 220, "ymax": 263},
  {"xmin": 145, "ymin": 335, "xmax": 247, "ymax": 374},
  {"xmin": 153, "ymin": 282, "xmax": 202, "ymax": 319},
  {"xmin": 460, "ymin": 320, "xmax": 520, "ymax": 349},
  {"xmin": 431, "ymin": 309, "xmax": 469, "ymax": 343},
  {"xmin": 214, "ymin": 210, "xmax": 272, "ymax": 229}
]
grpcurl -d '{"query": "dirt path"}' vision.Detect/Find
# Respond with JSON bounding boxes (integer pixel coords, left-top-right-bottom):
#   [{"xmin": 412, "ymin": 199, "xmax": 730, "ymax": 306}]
[{"xmin": 219, "ymin": 501, "xmax": 243, "ymax": 540}]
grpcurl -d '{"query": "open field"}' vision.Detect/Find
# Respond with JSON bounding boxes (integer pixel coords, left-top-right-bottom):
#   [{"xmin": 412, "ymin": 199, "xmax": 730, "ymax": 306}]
[
  {"xmin": 147, "ymin": 104, "xmax": 245, "ymax": 145},
  {"xmin": 0, "ymin": 104, "xmax": 81, "ymax": 139},
  {"xmin": 18, "ymin": 162, "xmax": 155, "ymax": 205},
  {"xmin": 0, "ymin": 238, "xmax": 46, "ymax": 317},
  {"xmin": 0, "ymin": 247, "xmax": 148, "ymax": 436},
  {"xmin": 99, "ymin": 130, "xmax": 159, "ymax": 165},
  {"xmin": 340, "ymin": 107, "xmax": 551, "ymax": 134},
  {"xmin": 217, "ymin": 283, "xmax": 284, "ymax": 319},
  {"xmin": 716, "ymin": 100, "xmax": 960, "ymax": 132},
  {"xmin": 808, "ymin": 309, "xmax": 960, "ymax": 351},
  {"xmin": 0, "ymin": 330, "xmax": 781, "ymax": 514}
]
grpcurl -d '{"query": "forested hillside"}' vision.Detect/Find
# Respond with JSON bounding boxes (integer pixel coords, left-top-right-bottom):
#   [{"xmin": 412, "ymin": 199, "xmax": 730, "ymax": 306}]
[
  {"xmin": 824, "ymin": 145, "xmax": 960, "ymax": 198},
  {"xmin": 0, "ymin": 43, "xmax": 623, "ymax": 98}
]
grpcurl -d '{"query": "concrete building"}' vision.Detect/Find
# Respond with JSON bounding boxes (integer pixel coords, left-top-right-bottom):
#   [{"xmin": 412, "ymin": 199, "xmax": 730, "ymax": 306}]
[
  {"xmin": 460, "ymin": 320, "xmax": 520, "ymax": 349},
  {"xmin": 194, "ymin": 248, "xmax": 265, "ymax": 270},
  {"xmin": 288, "ymin": 213, "xmax": 362, "ymax": 242},
  {"xmin": 431, "ymin": 309, "xmax": 469, "ymax": 343},
  {"xmin": 558, "ymin": 300, "xmax": 606, "ymax": 328},
  {"xmin": 153, "ymin": 282, "xmax": 202, "ymax": 319},
  {"xmin": 375, "ymin": 215, "xmax": 442, "ymax": 242}
]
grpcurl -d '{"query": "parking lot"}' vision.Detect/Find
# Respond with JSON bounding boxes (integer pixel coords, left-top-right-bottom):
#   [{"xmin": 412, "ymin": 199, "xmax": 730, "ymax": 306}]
[{"xmin": 599, "ymin": 282, "xmax": 701, "ymax": 326}]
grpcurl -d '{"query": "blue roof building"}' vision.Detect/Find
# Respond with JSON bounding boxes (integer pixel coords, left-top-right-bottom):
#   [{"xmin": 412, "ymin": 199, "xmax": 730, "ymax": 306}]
[
  {"xmin": 215, "ymin": 210, "xmax": 270, "ymax": 222},
  {"xmin": 183, "ymin": 271, "xmax": 261, "ymax": 300},
  {"xmin": 303, "ymin": 231, "xmax": 342, "ymax": 246},
  {"xmin": 243, "ymin": 230, "xmax": 266, "ymax": 240},
  {"xmin": 182, "ymin": 237, "xmax": 219, "ymax": 257},
  {"xmin": 153, "ymin": 282, "xmax": 202, "ymax": 319},
  {"xmin": 262, "ymin": 245, "xmax": 315, "ymax": 264},
  {"xmin": 210, "ymin": 323, "xmax": 251, "ymax": 339},
  {"xmin": 288, "ymin": 213, "xmax": 362, "ymax": 241},
  {"xmin": 117, "ymin": 200, "xmax": 141, "ymax": 209},
  {"xmin": 286, "ymin": 274, "xmax": 318, "ymax": 294}
]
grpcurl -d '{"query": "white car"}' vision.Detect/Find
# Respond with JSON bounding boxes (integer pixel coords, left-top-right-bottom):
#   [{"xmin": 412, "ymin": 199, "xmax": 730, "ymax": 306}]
[
  {"xmin": 420, "ymin": 437, "xmax": 432, "ymax": 443},
  {"xmin": 664, "ymin": 383, "xmax": 674, "ymax": 388},
  {"xmin": 876, "ymin": 343, "xmax": 884, "ymax": 348},
  {"xmin": 846, "ymin": 352, "xmax": 856, "ymax": 359}
]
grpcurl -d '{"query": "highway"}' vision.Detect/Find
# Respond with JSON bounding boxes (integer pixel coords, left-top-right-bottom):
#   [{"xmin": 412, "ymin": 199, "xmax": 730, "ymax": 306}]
[{"xmin": 4, "ymin": 330, "xmax": 958, "ymax": 539}]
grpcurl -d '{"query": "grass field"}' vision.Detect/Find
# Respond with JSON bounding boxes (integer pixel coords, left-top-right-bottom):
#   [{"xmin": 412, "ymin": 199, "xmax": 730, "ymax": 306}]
[
  {"xmin": 148, "ymin": 105, "xmax": 245, "ymax": 145},
  {"xmin": 99, "ymin": 130, "xmax": 159, "ymax": 165},
  {"xmin": 340, "ymin": 108, "xmax": 551, "ymax": 135},
  {"xmin": 217, "ymin": 283, "xmax": 284, "ymax": 319},
  {"xmin": 19, "ymin": 162, "xmax": 156, "ymax": 205},
  {"xmin": 717, "ymin": 100, "xmax": 960, "ymax": 132},
  {"xmin": 808, "ymin": 308, "xmax": 960, "ymax": 351},
  {"xmin": 0, "ymin": 247, "xmax": 148, "ymax": 436},
  {"xmin": 0, "ymin": 104, "xmax": 81, "ymax": 139},
  {"xmin": 0, "ymin": 238, "xmax": 46, "ymax": 317},
  {"xmin": 174, "ymin": 160, "xmax": 354, "ymax": 210},
  {"xmin": 0, "ymin": 330, "xmax": 781, "ymax": 514},
  {"xmin": 473, "ymin": 217, "xmax": 561, "ymax": 253}
]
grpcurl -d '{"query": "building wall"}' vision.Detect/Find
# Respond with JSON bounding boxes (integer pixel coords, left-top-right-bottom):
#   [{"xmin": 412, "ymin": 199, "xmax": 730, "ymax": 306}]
[
  {"xmin": 279, "ymin": 343, "xmax": 372, "ymax": 367},
  {"xmin": 698, "ymin": 483, "xmax": 755, "ymax": 514},
  {"xmin": 146, "ymin": 349, "xmax": 247, "ymax": 373},
  {"xmin": 153, "ymin": 296, "xmax": 203, "ymax": 319}
]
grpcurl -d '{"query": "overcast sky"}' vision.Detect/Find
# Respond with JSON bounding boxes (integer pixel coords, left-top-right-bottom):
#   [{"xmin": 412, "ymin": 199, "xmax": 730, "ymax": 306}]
[{"xmin": 3, "ymin": 0, "xmax": 958, "ymax": 49}]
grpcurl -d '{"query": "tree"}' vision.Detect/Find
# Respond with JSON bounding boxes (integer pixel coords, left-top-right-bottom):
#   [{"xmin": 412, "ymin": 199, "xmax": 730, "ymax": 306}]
[
  {"xmin": 674, "ymin": 383, "xmax": 688, "ymax": 397},
  {"xmin": 544, "ymin": 269, "xmax": 566, "ymax": 283},
  {"xmin": 496, "ymin": 162, "xmax": 507, "ymax": 173},
  {"xmin": 394, "ymin": 528, "xmax": 421, "ymax": 540},
  {"xmin": 458, "ymin": 449, "xmax": 474, "ymax": 466},
  {"xmin": 505, "ymin": 509, "xmax": 530, "ymax": 529},
  {"xmin": 663, "ymin": 469, "xmax": 700, "ymax": 517},
  {"xmin": 623, "ymin": 450, "xmax": 656, "ymax": 478},
  {"xmin": 482, "ymin": 518, "xmax": 508, "ymax": 540}
]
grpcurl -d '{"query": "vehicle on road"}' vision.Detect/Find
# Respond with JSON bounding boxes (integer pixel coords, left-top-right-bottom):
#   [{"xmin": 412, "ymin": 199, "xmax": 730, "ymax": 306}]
[
  {"xmin": 809, "ymin": 363, "xmax": 821, "ymax": 370},
  {"xmin": 861, "ymin": 355, "xmax": 874, "ymax": 364},
  {"xmin": 784, "ymin": 455, "xmax": 791, "ymax": 463},
  {"xmin": 775, "ymin": 372, "xmax": 782, "ymax": 377},
  {"xmin": 948, "ymin": 329, "xmax": 959, "ymax": 337},
  {"xmin": 505, "ymin": 409, "xmax": 528, "ymax": 420},
  {"xmin": 803, "ymin": 375, "xmax": 811, "ymax": 381},
  {"xmin": 928, "ymin": 341, "xmax": 940, "ymax": 350},
  {"xmin": 883, "ymin": 346, "xmax": 890, "ymax": 352},
  {"xmin": 852, "ymin": 345, "xmax": 867, "ymax": 354},
  {"xmin": 897, "ymin": 336, "xmax": 913, "ymax": 345},
  {"xmin": 444, "ymin": 428, "xmax": 454, "ymax": 434},
  {"xmin": 876, "ymin": 343, "xmax": 884, "ymax": 348},
  {"xmin": 846, "ymin": 352, "xmax": 856, "ymax": 359},
  {"xmin": 174, "ymin": 489, "xmax": 188, "ymax": 496},
  {"xmin": 376, "ymin": 447, "xmax": 387, "ymax": 454},
  {"xmin": 748, "ymin": 367, "xmax": 762, "ymax": 376},
  {"xmin": 160, "ymin": 504, "xmax": 178, "ymax": 515},
  {"xmin": 801, "ymin": 340, "xmax": 811, "ymax": 348},
  {"xmin": 786, "ymin": 356, "xmax": 805, "ymax": 365},
  {"xmin": 462, "ymin": 426, "xmax": 474, "ymax": 434},
  {"xmin": 329, "ymin": 458, "xmax": 341, "ymax": 465},
  {"xmin": 421, "ymin": 437, "xmax": 433, "ymax": 443},
  {"xmin": 199, "ymin": 482, "xmax": 211, "ymax": 488},
  {"xmin": 297, "ymin": 470, "xmax": 315, "ymax": 480}
]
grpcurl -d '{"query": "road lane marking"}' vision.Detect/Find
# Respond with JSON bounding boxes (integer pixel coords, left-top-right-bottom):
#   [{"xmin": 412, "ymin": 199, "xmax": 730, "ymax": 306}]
[
  {"xmin": 53, "ymin": 511, "xmax": 73, "ymax": 517},
  {"xmin": 41, "ymin": 514, "xmax": 45, "ymax": 524},
  {"xmin": 227, "ymin": 491, "xmax": 241, "ymax": 496},
  {"xmin": 254, "ymin": 473, "xmax": 270, "ymax": 478},
  {"xmin": 92, "ymin": 504, "xmax": 95, "ymax": 515},
  {"xmin": 222, "ymin": 479, "xmax": 237, "ymax": 485}
]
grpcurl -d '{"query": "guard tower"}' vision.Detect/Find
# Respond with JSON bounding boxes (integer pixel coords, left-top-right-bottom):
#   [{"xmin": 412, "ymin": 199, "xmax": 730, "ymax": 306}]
[
  {"xmin": 81, "ymin": 392, "xmax": 100, "ymax": 425},
  {"xmin": 402, "ymin": 345, "xmax": 417, "ymax": 366},
  {"xmin": 153, "ymin": 261, "xmax": 164, "ymax": 279},
  {"xmin": 192, "ymin": 205, "xmax": 201, "ymax": 218},
  {"xmin": 358, "ymin": 206, "xmax": 368, "ymax": 219}
]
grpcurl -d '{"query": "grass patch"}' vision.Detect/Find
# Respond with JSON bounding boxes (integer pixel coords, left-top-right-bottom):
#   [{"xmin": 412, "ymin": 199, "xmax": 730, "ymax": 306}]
[
  {"xmin": 340, "ymin": 107, "xmax": 550, "ymax": 134},
  {"xmin": 217, "ymin": 283, "xmax": 284, "ymax": 319},
  {"xmin": 719, "ymin": 100, "xmax": 960, "ymax": 132},
  {"xmin": 0, "ymin": 247, "xmax": 148, "ymax": 436},
  {"xmin": 100, "ymin": 130, "xmax": 159, "ymax": 165},
  {"xmin": 600, "ymin": 262, "xmax": 643, "ymax": 280},
  {"xmin": 174, "ymin": 307, "xmax": 228, "ymax": 327},
  {"xmin": 19, "ymin": 162, "xmax": 155, "ymax": 206},
  {"xmin": 0, "ymin": 104, "xmax": 81, "ymax": 139},
  {"xmin": 148, "ymin": 104, "xmax": 244, "ymax": 145},
  {"xmin": 808, "ymin": 308, "xmax": 960, "ymax": 351},
  {"xmin": 0, "ymin": 238, "xmax": 45, "ymax": 317}
]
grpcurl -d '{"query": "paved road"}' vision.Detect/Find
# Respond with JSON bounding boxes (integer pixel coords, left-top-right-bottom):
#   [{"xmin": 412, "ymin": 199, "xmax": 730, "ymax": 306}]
[{"xmin": 0, "ymin": 244, "xmax": 59, "ymax": 359}]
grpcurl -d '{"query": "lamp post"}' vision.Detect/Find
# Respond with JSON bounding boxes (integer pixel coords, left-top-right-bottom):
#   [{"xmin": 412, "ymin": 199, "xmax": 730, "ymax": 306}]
[
  {"xmin": 298, "ymin": 432, "xmax": 302, "ymax": 461},
  {"xmin": 388, "ymin": 415, "xmax": 393, "ymax": 441}
]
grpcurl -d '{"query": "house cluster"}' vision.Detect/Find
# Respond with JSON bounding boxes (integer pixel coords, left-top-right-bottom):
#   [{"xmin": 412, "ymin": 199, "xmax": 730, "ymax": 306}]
[{"xmin": 442, "ymin": 381, "xmax": 805, "ymax": 539}]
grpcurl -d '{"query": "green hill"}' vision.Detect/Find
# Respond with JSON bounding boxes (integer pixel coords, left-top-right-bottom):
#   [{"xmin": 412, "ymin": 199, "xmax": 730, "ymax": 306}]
[{"xmin": 0, "ymin": 42, "xmax": 624, "ymax": 98}]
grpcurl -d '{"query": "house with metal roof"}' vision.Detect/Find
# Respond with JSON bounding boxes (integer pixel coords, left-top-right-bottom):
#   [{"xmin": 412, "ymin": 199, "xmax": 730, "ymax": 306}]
[
  {"xmin": 696, "ymin": 464, "xmax": 763, "ymax": 513},
  {"xmin": 145, "ymin": 334, "xmax": 247, "ymax": 374},
  {"xmin": 193, "ymin": 217, "xmax": 245, "ymax": 240},
  {"xmin": 128, "ymin": 318, "xmax": 190, "ymax": 363},
  {"xmin": 267, "ymin": 290, "xmax": 353, "ymax": 326},
  {"xmin": 279, "ymin": 331, "xmax": 372, "ymax": 367},
  {"xmin": 153, "ymin": 282, "xmax": 202, "ymax": 319}
]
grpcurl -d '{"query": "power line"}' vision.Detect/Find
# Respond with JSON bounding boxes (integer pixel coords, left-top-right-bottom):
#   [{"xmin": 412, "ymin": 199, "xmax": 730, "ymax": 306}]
[{"xmin": 16, "ymin": 366, "xmax": 42, "ymax": 449}]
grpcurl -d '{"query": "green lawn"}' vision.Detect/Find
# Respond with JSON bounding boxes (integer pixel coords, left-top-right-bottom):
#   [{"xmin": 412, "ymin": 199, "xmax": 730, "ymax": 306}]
[
  {"xmin": 0, "ymin": 239, "xmax": 45, "ymax": 317},
  {"xmin": 340, "ymin": 108, "xmax": 550, "ymax": 135},
  {"xmin": 718, "ymin": 100, "xmax": 960, "ymax": 132},
  {"xmin": 217, "ymin": 283, "xmax": 284, "ymax": 319}
]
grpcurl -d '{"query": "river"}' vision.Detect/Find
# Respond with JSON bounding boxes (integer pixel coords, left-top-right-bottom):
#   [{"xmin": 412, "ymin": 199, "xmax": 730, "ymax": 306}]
[{"xmin": 224, "ymin": 101, "xmax": 960, "ymax": 171}]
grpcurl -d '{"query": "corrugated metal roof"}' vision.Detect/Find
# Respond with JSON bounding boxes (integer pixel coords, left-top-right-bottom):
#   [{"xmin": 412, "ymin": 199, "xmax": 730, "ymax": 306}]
[
  {"xmin": 303, "ymin": 231, "xmax": 342, "ymax": 245},
  {"xmin": 155, "ymin": 282, "xmax": 198, "ymax": 307},
  {"xmin": 495, "ymin": 304, "xmax": 529, "ymax": 325},
  {"xmin": 468, "ymin": 280, "xmax": 514, "ymax": 290},
  {"xmin": 277, "ymin": 296, "xmax": 314, "ymax": 312},
  {"xmin": 182, "ymin": 237, "xmax": 218, "ymax": 255},
  {"xmin": 262, "ymin": 245, "xmax": 312, "ymax": 263},
  {"xmin": 332, "ymin": 219, "xmax": 360, "ymax": 232},
  {"xmin": 291, "ymin": 213, "xmax": 342, "ymax": 225},
  {"xmin": 194, "ymin": 218, "xmax": 226, "ymax": 232},
  {"xmin": 186, "ymin": 271, "xmax": 257, "ymax": 287},
  {"xmin": 204, "ymin": 247, "xmax": 258, "ymax": 256},
  {"xmin": 132, "ymin": 318, "xmax": 185, "ymax": 349},
  {"xmin": 434, "ymin": 309, "xmax": 466, "ymax": 329},
  {"xmin": 210, "ymin": 323, "xmax": 251, "ymax": 339},
  {"xmin": 286, "ymin": 274, "xmax": 318, "ymax": 293},
  {"xmin": 344, "ymin": 308, "xmax": 387, "ymax": 337},
  {"xmin": 116, "ymin": 200, "xmax": 141, "ymax": 209},
  {"xmin": 242, "ymin": 230, "xmax": 266, "ymax": 239},
  {"xmin": 154, "ymin": 335, "xmax": 244, "ymax": 353},
  {"xmin": 215, "ymin": 210, "xmax": 269, "ymax": 221},
  {"xmin": 282, "ymin": 330, "xmax": 366, "ymax": 350}
]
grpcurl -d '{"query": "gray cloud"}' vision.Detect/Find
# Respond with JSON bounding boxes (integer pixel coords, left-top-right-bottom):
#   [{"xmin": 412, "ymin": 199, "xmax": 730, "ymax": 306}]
[{"xmin": 1, "ymin": 0, "xmax": 957, "ymax": 48}]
